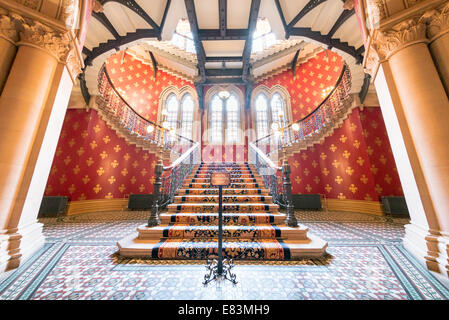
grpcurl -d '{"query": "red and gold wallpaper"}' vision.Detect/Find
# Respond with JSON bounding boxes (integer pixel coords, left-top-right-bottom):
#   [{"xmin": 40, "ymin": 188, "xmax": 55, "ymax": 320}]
[
  {"xmin": 44, "ymin": 109, "xmax": 157, "ymax": 201},
  {"xmin": 105, "ymin": 52, "xmax": 194, "ymax": 121},
  {"xmin": 289, "ymin": 107, "xmax": 403, "ymax": 201},
  {"xmin": 255, "ymin": 50, "xmax": 344, "ymax": 121}
]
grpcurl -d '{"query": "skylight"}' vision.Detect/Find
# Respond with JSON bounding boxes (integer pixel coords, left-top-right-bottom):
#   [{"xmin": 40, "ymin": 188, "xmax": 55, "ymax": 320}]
[
  {"xmin": 252, "ymin": 18, "xmax": 277, "ymax": 53},
  {"xmin": 171, "ymin": 19, "xmax": 196, "ymax": 54}
]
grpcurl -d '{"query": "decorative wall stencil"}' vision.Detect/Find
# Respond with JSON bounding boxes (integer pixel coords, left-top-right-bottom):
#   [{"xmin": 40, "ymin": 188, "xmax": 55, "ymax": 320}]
[
  {"xmin": 44, "ymin": 109, "xmax": 157, "ymax": 201},
  {"xmin": 105, "ymin": 52, "xmax": 194, "ymax": 122},
  {"xmin": 289, "ymin": 107, "xmax": 403, "ymax": 201}
]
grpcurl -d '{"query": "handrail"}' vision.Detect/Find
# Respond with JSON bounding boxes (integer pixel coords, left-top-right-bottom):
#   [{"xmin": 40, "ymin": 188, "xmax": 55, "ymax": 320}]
[
  {"xmin": 248, "ymin": 141, "xmax": 298, "ymax": 227},
  {"xmin": 147, "ymin": 142, "xmax": 201, "ymax": 226},
  {"xmin": 163, "ymin": 142, "xmax": 201, "ymax": 171},
  {"xmin": 97, "ymin": 64, "xmax": 195, "ymax": 146},
  {"xmin": 249, "ymin": 142, "xmax": 281, "ymax": 171},
  {"xmin": 254, "ymin": 63, "xmax": 350, "ymax": 145}
]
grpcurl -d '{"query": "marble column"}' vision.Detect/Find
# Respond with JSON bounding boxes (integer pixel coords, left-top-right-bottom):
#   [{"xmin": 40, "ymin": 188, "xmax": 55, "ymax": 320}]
[
  {"xmin": 0, "ymin": 9, "xmax": 20, "ymax": 93},
  {"xmin": 423, "ymin": 3, "xmax": 449, "ymax": 96},
  {"xmin": 367, "ymin": 17, "xmax": 449, "ymax": 278},
  {"xmin": 0, "ymin": 17, "xmax": 79, "ymax": 272}
]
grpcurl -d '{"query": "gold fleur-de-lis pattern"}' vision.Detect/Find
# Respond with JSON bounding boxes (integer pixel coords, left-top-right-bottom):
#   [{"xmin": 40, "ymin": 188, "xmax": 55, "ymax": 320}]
[
  {"xmin": 44, "ymin": 109, "xmax": 157, "ymax": 200},
  {"xmin": 256, "ymin": 51, "xmax": 344, "ymax": 120},
  {"xmin": 105, "ymin": 52, "xmax": 194, "ymax": 121},
  {"xmin": 288, "ymin": 108, "xmax": 403, "ymax": 201}
]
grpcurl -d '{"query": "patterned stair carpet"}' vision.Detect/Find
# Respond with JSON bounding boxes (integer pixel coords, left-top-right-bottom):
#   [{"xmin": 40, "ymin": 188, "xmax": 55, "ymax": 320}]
[{"xmin": 117, "ymin": 162, "xmax": 327, "ymax": 260}]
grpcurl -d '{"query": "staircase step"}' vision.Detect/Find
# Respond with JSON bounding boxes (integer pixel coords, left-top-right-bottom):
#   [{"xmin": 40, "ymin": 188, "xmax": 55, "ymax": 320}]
[
  {"xmin": 192, "ymin": 173, "xmax": 255, "ymax": 178},
  {"xmin": 173, "ymin": 195, "xmax": 272, "ymax": 203},
  {"xmin": 159, "ymin": 212, "xmax": 286, "ymax": 225},
  {"xmin": 183, "ymin": 183, "xmax": 263, "ymax": 189},
  {"xmin": 177, "ymin": 188, "xmax": 269, "ymax": 195},
  {"xmin": 118, "ymin": 234, "xmax": 328, "ymax": 260},
  {"xmin": 137, "ymin": 224, "xmax": 308, "ymax": 240},
  {"xmin": 189, "ymin": 177, "xmax": 262, "ymax": 183},
  {"xmin": 167, "ymin": 203, "xmax": 279, "ymax": 213}
]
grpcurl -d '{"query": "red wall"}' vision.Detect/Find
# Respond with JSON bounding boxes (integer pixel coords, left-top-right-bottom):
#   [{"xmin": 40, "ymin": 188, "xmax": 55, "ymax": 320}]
[
  {"xmin": 288, "ymin": 107, "xmax": 403, "ymax": 201},
  {"xmin": 255, "ymin": 50, "xmax": 344, "ymax": 121},
  {"xmin": 44, "ymin": 109, "xmax": 157, "ymax": 201},
  {"xmin": 105, "ymin": 52, "xmax": 194, "ymax": 122}
]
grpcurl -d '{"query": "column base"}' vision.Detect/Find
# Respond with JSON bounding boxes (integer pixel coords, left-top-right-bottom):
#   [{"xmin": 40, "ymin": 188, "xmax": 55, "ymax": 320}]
[
  {"xmin": 403, "ymin": 223, "xmax": 449, "ymax": 279},
  {"xmin": 0, "ymin": 221, "xmax": 45, "ymax": 273}
]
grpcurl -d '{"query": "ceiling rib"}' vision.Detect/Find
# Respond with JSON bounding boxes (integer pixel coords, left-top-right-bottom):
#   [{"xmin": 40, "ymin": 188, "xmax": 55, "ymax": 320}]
[
  {"xmin": 287, "ymin": 0, "xmax": 327, "ymax": 29},
  {"xmin": 185, "ymin": 0, "xmax": 207, "ymax": 83},
  {"xmin": 101, "ymin": 0, "xmax": 161, "ymax": 35},
  {"xmin": 199, "ymin": 29, "xmax": 248, "ymax": 40},
  {"xmin": 327, "ymin": 9, "xmax": 355, "ymax": 38},
  {"xmin": 92, "ymin": 11, "xmax": 120, "ymax": 39},
  {"xmin": 241, "ymin": 0, "xmax": 261, "ymax": 82}
]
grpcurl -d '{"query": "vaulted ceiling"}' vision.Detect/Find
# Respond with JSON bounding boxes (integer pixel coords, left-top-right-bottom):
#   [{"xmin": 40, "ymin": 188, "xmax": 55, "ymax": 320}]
[{"xmin": 81, "ymin": 0, "xmax": 368, "ymax": 106}]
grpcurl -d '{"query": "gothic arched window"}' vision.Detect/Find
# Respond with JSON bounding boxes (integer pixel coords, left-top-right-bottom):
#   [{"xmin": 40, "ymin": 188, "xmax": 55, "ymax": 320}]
[
  {"xmin": 226, "ymin": 94, "xmax": 241, "ymax": 143},
  {"xmin": 210, "ymin": 95, "xmax": 223, "ymax": 144},
  {"xmin": 255, "ymin": 93, "xmax": 269, "ymax": 139},
  {"xmin": 165, "ymin": 93, "xmax": 179, "ymax": 131},
  {"xmin": 180, "ymin": 93, "xmax": 194, "ymax": 140}
]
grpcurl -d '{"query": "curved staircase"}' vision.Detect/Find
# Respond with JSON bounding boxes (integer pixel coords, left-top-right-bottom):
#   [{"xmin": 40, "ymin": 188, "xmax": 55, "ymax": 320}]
[{"xmin": 118, "ymin": 162, "xmax": 327, "ymax": 260}]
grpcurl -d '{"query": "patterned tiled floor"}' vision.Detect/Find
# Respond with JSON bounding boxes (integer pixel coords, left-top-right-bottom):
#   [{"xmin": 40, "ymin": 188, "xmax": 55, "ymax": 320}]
[{"xmin": 1, "ymin": 210, "xmax": 448, "ymax": 300}]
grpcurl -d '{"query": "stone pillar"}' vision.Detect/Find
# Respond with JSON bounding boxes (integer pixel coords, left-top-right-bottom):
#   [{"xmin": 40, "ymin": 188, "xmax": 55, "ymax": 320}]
[
  {"xmin": 422, "ymin": 3, "xmax": 449, "ymax": 96},
  {"xmin": 0, "ymin": 13, "xmax": 82, "ymax": 272},
  {"xmin": 362, "ymin": 2, "xmax": 449, "ymax": 278},
  {"xmin": 0, "ymin": 9, "xmax": 20, "ymax": 93}
]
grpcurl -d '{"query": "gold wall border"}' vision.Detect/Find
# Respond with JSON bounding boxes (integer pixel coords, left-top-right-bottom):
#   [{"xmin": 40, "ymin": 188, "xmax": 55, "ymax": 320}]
[
  {"xmin": 66, "ymin": 198, "xmax": 129, "ymax": 216},
  {"xmin": 325, "ymin": 198, "xmax": 384, "ymax": 216}
]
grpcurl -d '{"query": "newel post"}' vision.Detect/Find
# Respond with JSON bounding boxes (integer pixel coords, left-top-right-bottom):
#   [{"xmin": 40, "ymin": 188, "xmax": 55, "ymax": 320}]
[
  {"xmin": 148, "ymin": 159, "xmax": 163, "ymax": 227},
  {"xmin": 282, "ymin": 158, "xmax": 298, "ymax": 227}
]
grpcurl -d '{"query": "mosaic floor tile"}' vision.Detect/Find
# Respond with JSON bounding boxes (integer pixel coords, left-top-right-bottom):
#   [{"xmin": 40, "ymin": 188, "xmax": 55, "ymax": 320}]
[{"xmin": 0, "ymin": 210, "xmax": 447, "ymax": 300}]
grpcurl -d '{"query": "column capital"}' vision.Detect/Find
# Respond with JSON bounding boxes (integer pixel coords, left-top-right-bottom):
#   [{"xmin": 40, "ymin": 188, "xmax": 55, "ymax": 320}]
[
  {"xmin": 421, "ymin": 2, "xmax": 449, "ymax": 41},
  {"xmin": 18, "ymin": 18, "xmax": 82, "ymax": 82},
  {"xmin": 0, "ymin": 8, "xmax": 22, "ymax": 44},
  {"xmin": 364, "ymin": 16, "xmax": 427, "ymax": 78}
]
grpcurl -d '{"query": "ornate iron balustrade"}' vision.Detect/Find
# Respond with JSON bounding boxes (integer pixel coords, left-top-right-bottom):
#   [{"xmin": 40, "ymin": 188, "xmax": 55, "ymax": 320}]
[
  {"xmin": 249, "ymin": 142, "xmax": 298, "ymax": 227},
  {"xmin": 254, "ymin": 63, "xmax": 352, "ymax": 154},
  {"xmin": 96, "ymin": 64, "xmax": 195, "ymax": 154},
  {"xmin": 148, "ymin": 142, "xmax": 201, "ymax": 226}
]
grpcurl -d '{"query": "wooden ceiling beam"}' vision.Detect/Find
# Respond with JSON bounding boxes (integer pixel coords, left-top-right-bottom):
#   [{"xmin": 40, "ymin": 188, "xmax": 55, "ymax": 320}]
[
  {"xmin": 241, "ymin": 0, "xmax": 261, "ymax": 82},
  {"xmin": 327, "ymin": 9, "xmax": 354, "ymax": 38},
  {"xmin": 219, "ymin": 0, "xmax": 227, "ymax": 37},
  {"xmin": 287, "ymin": 0, "xmax": 327, "ymax": 29},
  {"xmin": 92, "ymin": 11, "xmax": 120, "ymax": 39},
  {"xmin": 199, "ymin": 29, "xmax": 248, "ymax": 40},
  {"xmin": 185, "ymin": 0, "xmax": 207, "ymax": 82}
]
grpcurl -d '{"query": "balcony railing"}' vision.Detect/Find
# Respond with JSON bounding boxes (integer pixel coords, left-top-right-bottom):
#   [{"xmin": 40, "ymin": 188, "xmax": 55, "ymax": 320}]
[
  {"xmin": 253, "ymin": 63, "xmax": 352, "ymax": 155},
  {"xmin": 96, "ymin": 64, "xmax": 195, "ymax": 155}
]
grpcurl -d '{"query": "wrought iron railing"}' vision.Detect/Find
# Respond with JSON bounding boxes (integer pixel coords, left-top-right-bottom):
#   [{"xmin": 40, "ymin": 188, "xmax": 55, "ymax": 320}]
[
  {"xmin": 96, "ymin": 64, "xmax": 195, "ymax": 155},
  {"xmin": 147, "ymin": 142, "xmax": 201, "ymax": 226},
  {"xmin": 249, "ymin": 142, "xmax": 297, "ymax": 227},
  {"xmin": 254, "ymin": 63, "xmax": 352, "ymax": 155}
]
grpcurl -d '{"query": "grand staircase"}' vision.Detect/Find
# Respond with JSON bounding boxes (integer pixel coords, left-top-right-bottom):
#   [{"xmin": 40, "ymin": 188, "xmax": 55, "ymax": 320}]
[{"xmin": 118, "ymin": 162, "xmax": 327, "ymax": 260}]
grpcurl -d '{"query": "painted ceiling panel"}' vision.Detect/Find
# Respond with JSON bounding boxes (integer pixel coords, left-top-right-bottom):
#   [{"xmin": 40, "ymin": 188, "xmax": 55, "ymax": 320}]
[
  {"xmin": 278, "ymin": 0, "xmax": 308, "ymax": 26},
  {"xmin": 294, "ymin": 1, "xmax": 326, "ymax": 28},
  {"xmin": 104, "ymin": 2, "xmax": 151, "ymax": 36},
  {"xmin": 227, "ymin": 0, "xmax": 251, "ymax": 29},
  {"xmin": 309, "ymin": 0, "xmax": 343, "ymax": 35},
  {"xmin": 333, "ymin": 15, "xmax": 364, "ymax": 48},
  {"xmin": 136, "ymin": 0, "xmax": 167, "ymax": 25},
  {"xmin": 84, "ymin": 17, "xmax": 114, "ymax": 50},
  {"xmin": 195, "ymin": 0, "xmax": 219, "ymax": 29},
  {"xmin": 203, "ymin": 40, "xmax": 245, "ymax": 57}
]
